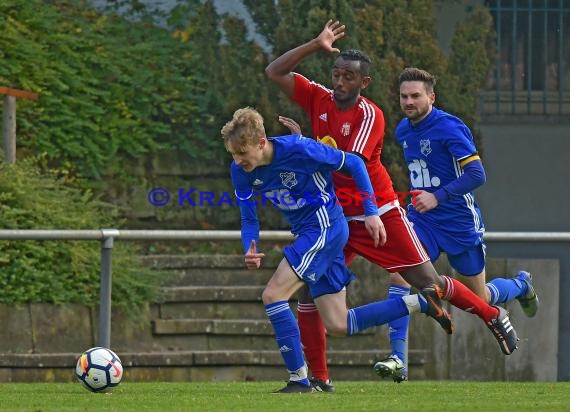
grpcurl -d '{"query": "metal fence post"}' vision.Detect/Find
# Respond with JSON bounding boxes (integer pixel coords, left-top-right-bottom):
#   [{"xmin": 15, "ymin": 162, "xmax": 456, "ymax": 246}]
[
  {"xmin": 99, "ymin": 229, "xmax": 119, "ymax": 348},
  {"xmin": 2, "ymin": 95, "xmax": 16, "ymax": 163},
  {"xmin": 1, "ymin": 87, "xmax": 39, "ymax": 163}
]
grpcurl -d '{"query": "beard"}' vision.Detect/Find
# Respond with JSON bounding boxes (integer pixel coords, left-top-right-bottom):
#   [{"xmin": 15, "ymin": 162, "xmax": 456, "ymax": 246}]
[
  {"xmin": 404, "ymin": 105, "xmax": 430, "ymax": 122},
  {"xmin": 334, "ymin": 89, "xmax": 359, "ymax": 104}
]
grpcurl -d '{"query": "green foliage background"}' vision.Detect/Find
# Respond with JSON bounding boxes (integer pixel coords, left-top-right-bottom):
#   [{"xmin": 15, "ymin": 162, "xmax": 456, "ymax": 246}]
[
  {"xmin": 1, "ymin": 0, "xmax": 494, "ymax": 185},
  {"xmin": 0, "ymin": 0, "xmax": 494, "ymax": 304},
  {"xmin": 0, "ymin": 157, "xmax": 160, "ymax": 309}
]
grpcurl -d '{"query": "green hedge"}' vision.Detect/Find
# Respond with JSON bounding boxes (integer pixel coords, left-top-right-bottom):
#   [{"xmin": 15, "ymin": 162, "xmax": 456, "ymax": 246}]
[
  {"xmin": 0, "ymin": 0, "xmax": 211, "ymax": 178},
  {"xmin": 0, "ymin": 157, "xmax": 160, "ymax": 310}
]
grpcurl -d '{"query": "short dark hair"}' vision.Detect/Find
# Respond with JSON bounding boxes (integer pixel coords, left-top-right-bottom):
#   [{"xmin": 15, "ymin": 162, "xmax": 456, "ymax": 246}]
[
  {"xmin": 398, "ymin": 67, "xmax": 436, "ymax": 93},
  {"xmin": 338, "ymin": 49, "xmax": 371, "ymax": 76}
]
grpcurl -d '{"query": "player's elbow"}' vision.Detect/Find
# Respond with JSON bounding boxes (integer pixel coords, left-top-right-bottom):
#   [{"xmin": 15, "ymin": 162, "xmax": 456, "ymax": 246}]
[
  {"xmin": 464, "ymin": 160, "xmax": 486, "ymax": 188},
  {"xmin": 472, "ymin": 165, "xmax": 486, "ymax": 187},
  {"xmin": 478, "ymin": 167, "xmax": 487, "ymax": 185},
  {"xmin": 265, "ymin": 63, "xmax": 278, "ymax": 81}
]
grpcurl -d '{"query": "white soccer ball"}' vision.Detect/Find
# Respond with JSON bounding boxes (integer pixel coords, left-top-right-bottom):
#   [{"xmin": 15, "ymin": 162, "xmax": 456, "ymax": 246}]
[{"xmin": 75, "ymin": 347, "xmax": 123, "ymax": 392}]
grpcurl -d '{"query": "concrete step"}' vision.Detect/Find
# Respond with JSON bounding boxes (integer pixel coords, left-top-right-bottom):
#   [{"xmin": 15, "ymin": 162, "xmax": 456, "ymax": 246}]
[
  {"xmin": 161, "ymin": 286, "xmax": 265, "ymax": 303},
  {"xmin": 0, "ymin": 350, "xmax": 430, "ymax": 382},
  {"xmin": 0, "ymin": 349, "xmax": 428, "ymax": 368},
  {"xmin": 152, "ymin": 318, "xmax": 375, "ymax": 336},
  {"xmin": 159, "ymin": 301, "xmax": 269, "ymax": 320},
  {"xmin": 140, "ymin": 331, "xmax": 387, "ymax": 352},
  {"xmin": 142, "ymin": 254, "xmax": 282, "ymax": 270},
  {"xmin": 154, "ymin": 318, "xmax": 272, "ymax": 335},
  {"xmin": 157, "ymin": 268, "xmax": 274, "ymax": 287}
]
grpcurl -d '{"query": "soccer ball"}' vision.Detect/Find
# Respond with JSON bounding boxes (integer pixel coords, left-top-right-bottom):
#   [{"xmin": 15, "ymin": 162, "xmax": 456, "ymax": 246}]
[{"xmin": 75, "ymin": 347, "xmax": 123, "ymax": 392}]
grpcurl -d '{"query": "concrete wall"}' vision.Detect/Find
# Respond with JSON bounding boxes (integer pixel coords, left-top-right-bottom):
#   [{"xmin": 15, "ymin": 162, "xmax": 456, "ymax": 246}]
[
  {"xmin": 0, "ymin": 256, "xmax": 559, "ymax": 382},
  {"xmin": 477, "ymin": 122, "xmax": 570, "ymax": 232},
  {"xmin": 477, "ymin": 121, "xmax": 570, "ymax": 381}
]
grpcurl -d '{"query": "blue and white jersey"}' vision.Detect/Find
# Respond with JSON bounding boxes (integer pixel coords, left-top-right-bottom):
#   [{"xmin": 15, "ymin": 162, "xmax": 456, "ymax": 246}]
[
  {"xmin": 231, "ymin": 134, "xmax": 346, "ymax": 234},
  {"xmin": 395, "ymin": 107, "xmax": 484, "ymax": 243}
]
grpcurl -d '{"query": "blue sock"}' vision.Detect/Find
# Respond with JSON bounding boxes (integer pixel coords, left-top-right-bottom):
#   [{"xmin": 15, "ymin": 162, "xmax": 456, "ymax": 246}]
[
  {"xmin": 265, "ymin": 301, "xmax": 309, "ymax": 386},
  {"xmin": 387, "ymin": 285, "xmax": 410, "ymax": 366},
  {"xmin": 486, "ymin": 277, "xmax": 528, "ymax": 305},
  {"xmin": 417, "ymin": 293, "xmax": 428, "ymax": 313},
  {"xmin": 347, "ymin": 297, "xmax": 409, "ymax": 336}
]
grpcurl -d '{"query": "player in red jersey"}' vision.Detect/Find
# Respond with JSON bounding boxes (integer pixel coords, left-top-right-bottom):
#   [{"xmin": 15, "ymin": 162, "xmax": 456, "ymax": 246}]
[{"xmin": 265, "ymin": 20, "xmax": 519, "ymax": 390}]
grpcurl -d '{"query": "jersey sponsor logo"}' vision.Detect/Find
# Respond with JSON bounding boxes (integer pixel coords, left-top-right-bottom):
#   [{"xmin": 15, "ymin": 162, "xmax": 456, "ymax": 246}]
[
  {"xmin": 316, "ymin": 135, "xmax": 338, "ymax": 148},
  {"xmin": 341, "ymin": 122, "xmax": 351, "ymax": 136},
  {"xmin": 420, "ymin": 139, "xmax": 432, "ymax": 156},
  {"xmin": 319, "ymin": 113, "xmax": 328, "ymax": 121},
  {"xmin": 408, "ymin": 159, "xmax": 441, "ymax": 188},
  {"xmin": 280, "ymin": 172, "xmax": 298, "ymax": 189},
  {"xmin": 252, "ymin": 178, "xmax": 263, "ymax": 186}
]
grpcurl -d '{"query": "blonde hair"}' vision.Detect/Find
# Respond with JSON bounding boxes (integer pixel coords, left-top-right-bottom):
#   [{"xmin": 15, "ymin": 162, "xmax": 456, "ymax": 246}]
[{"xmin": 221, "ymin": 107, "xmax": 265, "ymax": 152}]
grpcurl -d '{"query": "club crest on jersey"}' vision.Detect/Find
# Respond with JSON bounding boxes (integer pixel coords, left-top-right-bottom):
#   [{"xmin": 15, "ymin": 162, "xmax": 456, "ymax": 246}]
[
  {"xmin": 420, "ymin": 139, "xmax": 432, "ymax": 156},
  {"xmin": 341, "ymin": 122, "xmax": 351, "ymax": 136},
  {"xmin": 280, "ymin": 172, "xmax": 298, "ymax": 189}
]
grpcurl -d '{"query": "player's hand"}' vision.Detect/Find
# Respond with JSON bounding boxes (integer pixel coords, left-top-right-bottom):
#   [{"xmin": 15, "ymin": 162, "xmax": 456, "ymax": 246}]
[
  {"xmin": 244, "ymin": 240, "xmax": 265, "ymax": 270},
  {"xmin": 410, "ymin": 190, "xmax": 438, "ymax": 213},
  {"xmin": 316, "ymin": 20, "xmax": 346, "ymax": 53},
  {"xmin": 364, "ymin": 215, "xmax": 386, "ymax": 247},
  {"xmin": 278, "ymin": 116, "xmax": 302, "ymax": 135}
]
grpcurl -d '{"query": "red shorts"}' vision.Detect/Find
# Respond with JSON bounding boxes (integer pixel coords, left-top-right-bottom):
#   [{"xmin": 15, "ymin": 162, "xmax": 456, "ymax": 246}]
[{"xmin": 344, "ymin": 206, "xmax": 429, "ymax": 272}]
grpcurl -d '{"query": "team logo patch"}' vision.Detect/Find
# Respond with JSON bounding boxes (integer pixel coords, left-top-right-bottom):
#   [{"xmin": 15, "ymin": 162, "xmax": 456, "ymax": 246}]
[
  {"xmin": 317, "ymin": 135, "xmax": 338, "ymax": 148},
  {"xmin": 341, "ymin": 122, "xmax": 351, "ymax": 136},
  {"xmin": 280, "ymin": 172, "xmax": 298, "ymax": 189},
  {"xmin": 420, "ymin": 139, "xmax": 432, "ymax": 156}
]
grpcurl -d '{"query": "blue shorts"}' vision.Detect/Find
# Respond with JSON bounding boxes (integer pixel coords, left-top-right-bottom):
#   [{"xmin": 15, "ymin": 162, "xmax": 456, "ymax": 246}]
[
  {"xmin": 411, "ymin": 218, "xmax": 486, "ymax": 276},
  {"xmin": 283, "ymin": 219, "xmax": 355, "ymax": 298}
]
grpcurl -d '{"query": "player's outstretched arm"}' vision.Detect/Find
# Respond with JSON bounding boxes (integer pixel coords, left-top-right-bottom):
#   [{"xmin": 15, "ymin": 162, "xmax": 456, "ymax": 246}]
[{"xmin": 265, "ymin": 20, "xmax": 346, "ymax": 98}]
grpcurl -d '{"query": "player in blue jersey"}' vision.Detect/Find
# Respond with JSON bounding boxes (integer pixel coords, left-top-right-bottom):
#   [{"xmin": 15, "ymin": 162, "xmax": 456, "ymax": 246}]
[
  {"xmin": 222, "ymin": 107, "xmax": 453, "ymax": 393},
  {"xmin": 373, "ymin": 67, "xmax": 539, "ymax": 380}
]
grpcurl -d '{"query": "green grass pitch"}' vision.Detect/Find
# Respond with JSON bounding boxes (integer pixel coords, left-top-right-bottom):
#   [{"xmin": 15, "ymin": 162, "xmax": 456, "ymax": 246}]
[{"xmin": 0, "ymin": 381, "xmax": 568, "ymax": 412}]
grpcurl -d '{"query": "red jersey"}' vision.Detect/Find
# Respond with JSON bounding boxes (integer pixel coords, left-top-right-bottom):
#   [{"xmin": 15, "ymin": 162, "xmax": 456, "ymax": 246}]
[{"xmin": 292, "ymin": 73, "xmax": 397, "ymax": 217}]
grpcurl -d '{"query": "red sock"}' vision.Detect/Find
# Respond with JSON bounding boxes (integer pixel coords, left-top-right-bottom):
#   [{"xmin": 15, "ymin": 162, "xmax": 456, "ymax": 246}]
[
  {"xmin": 297, "ymin": 303, "xmax": 328, "ymax": 381},
  {"xmin": 441, "ymin": 276, "xmax": 499, "ymax": 322}
]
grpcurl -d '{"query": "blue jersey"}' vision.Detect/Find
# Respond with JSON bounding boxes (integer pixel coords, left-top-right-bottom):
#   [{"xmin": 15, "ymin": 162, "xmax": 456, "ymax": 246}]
[
  {"xmin": 395, "ymin": 107, "xmax": 484, "ymax": 246},
  {"xmin": 231, "ymin": 135, "xmax": 347, "ymax": 234}
]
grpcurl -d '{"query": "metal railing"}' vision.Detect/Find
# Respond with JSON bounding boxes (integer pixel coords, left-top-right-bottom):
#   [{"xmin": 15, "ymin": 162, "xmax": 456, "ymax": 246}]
[{"xmin": 0, "ymin": 229, "xmax": 569, "ymax": 349}]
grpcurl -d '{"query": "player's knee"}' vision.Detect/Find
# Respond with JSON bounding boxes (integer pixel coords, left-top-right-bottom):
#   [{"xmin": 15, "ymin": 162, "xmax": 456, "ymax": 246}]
[
  {"xmin": 261, "ymin": 286, "xmax": 280, "ymax": 305},
  {"xmin": 400, "ymin": 263, "xmax": 439, "ymax": 290},
  {"xmin": 322, "ymin": 319, "xmax": 347, "ymax": 336}
]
